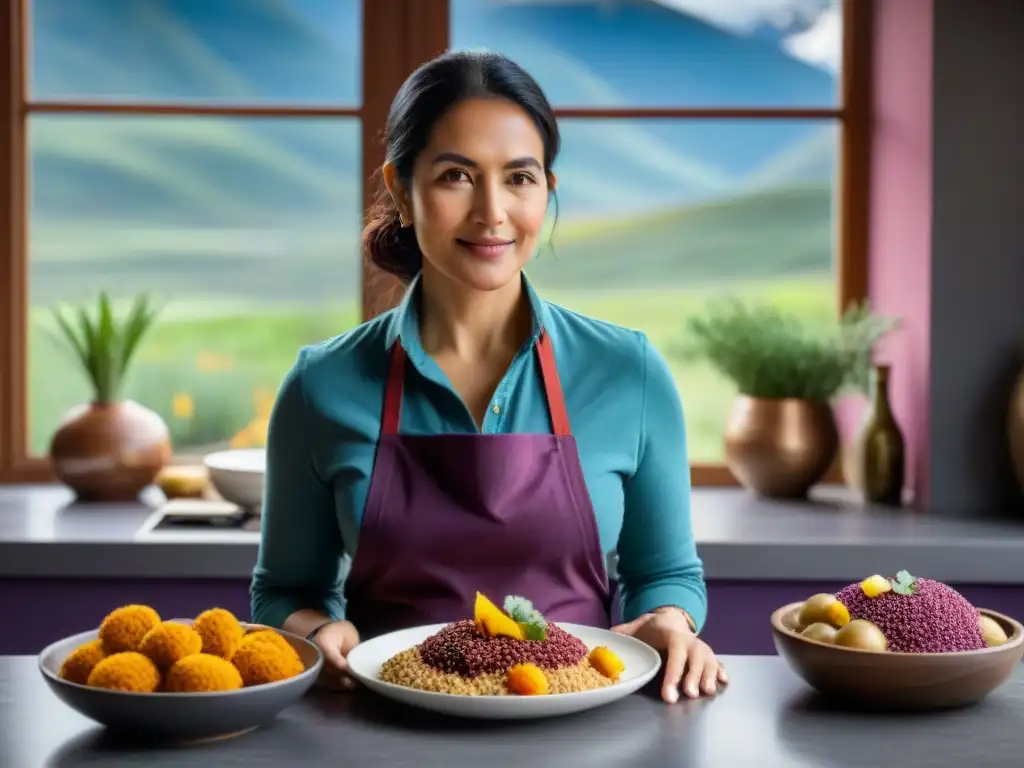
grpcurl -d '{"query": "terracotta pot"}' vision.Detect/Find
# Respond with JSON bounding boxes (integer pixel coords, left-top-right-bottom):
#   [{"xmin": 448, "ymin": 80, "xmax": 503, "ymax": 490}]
[
  {"xmin": 48, "ymin": 400, "xmax": 172, "ymax": 502},
  {"xmin": 724, "ymin": 395, "xmax": 839, "ymax": 499},
  {"xmin": 1009, "ymin": 370, "xmax": 1024, "ymax": 494}
]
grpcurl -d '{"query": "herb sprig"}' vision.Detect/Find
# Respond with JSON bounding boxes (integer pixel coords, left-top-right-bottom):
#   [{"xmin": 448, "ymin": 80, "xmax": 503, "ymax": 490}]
[
  {"xmin": 504, "ymin": 595, "xmax": 548, "ymax": 641},
  {"xmin": 889, "ymin": 569, "xmax": 918, "ymax": 596}
]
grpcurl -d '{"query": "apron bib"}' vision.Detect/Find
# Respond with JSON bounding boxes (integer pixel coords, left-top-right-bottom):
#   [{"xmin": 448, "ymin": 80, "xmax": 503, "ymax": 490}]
[{"xmin": 343, "ymin": 331, "xmax": 614, "ymax": 638}]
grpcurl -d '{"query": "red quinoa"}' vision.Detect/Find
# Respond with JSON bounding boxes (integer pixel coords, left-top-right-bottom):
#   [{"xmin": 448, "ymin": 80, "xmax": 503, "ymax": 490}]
[
  {"xmin": 835, "ymin": 577, "xmax": 986, "ymax": 653},
  {"xmin": 418, "ymin": 620, "xmax": 588, "ymax": 677}
]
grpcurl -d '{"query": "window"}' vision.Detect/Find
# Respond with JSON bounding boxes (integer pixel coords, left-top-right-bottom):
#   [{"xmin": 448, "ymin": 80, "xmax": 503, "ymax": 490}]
[{"xmin": 0, "ymin": 0, "xmax": 870, "ymax": 484}]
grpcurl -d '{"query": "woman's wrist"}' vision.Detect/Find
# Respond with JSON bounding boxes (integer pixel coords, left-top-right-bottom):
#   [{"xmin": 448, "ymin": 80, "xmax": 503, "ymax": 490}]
[
  {"xmin": 652, "ymin": 605, "xmax": 697, "ymax": 634},
  {"xmin": 282, "ymin": 608, "xmax": 339, "ymax": 640}
]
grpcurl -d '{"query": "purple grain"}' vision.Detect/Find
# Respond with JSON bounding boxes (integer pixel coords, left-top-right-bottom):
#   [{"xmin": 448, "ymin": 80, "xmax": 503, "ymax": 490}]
[
  {"xmin": 418, "ymin": 620, "xmax": 588, "ymax": 677},
  {"xmin": 834, "ymin": 577, "xmax": 985, "ymax": 653}
]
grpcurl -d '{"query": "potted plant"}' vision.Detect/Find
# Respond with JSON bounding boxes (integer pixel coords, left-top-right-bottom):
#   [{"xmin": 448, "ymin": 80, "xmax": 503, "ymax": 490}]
[
  {"xmin": 677, "ymin": 299, "xmax": 898, "ymax": 498},
  {"xmin": 46, "ymin": 292, "xmax": 172, "ymax": 501}
]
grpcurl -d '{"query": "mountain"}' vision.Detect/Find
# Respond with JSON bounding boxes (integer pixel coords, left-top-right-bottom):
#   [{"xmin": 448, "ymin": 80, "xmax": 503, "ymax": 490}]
[{"xmin": 26, "ymin": 0, "xmax": 839, "ymax": 305}]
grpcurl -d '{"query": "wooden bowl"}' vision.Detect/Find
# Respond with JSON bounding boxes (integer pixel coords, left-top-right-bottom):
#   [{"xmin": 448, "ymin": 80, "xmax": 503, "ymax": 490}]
[{"xmin": 771, "ymin": 601, "xmax": 1024, "ymax": 710}]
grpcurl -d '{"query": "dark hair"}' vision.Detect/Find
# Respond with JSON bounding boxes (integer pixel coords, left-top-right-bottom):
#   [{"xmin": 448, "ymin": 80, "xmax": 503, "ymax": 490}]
[{"xmin": 361, "ymin": 50, "xmax": 561, "ymax": 284}]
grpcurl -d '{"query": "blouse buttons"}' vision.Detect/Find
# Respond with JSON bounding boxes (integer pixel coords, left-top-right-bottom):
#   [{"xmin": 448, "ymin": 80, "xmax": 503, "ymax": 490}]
[{"xmin": 492, "ymin": 404, "xmax": 501, "ymax": 415}]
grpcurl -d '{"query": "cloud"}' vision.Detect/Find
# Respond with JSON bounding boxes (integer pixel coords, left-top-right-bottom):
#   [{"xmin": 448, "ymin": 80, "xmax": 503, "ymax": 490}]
[
  {"xmin": 482, "ymin": 0, "xmax": 842, "ymax": 73},
  {"xmin": 653, "ymin": 0, "xmax": 841, "ymax": 71},
  {"xmin": 781, "ymin": 4, "xmax": 842, "ymax": 72}
]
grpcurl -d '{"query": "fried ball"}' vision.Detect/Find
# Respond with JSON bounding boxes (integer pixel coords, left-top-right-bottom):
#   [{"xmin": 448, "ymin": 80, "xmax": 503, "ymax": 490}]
[
  {"xmin": 239, "ymin": 630, "xmax": 301, "ymax": 662},
  {"xmin": 232, "ymin": 640, "xmax": 304, "ymax": 686},
  {"xmin": 192, "ymin": 608, "xmax": 244, "ymax": 660},
  {"xmin": 165, "ymin": 653, "xmax": 243, "ymax": 693},
  {"xmin": 59, "ymin": 639, "xmax": 106, "ymax": 685},
  {"xmin": 138, "ymin": 621, "xmax": 203, "ymax": 669},
  {"xmin": 87, "ymin": 651, "xmax": 161, "ymax": 693},
  {"xmin": 98, "ymin": 605, "xmax": 161, "ymax": 654}
]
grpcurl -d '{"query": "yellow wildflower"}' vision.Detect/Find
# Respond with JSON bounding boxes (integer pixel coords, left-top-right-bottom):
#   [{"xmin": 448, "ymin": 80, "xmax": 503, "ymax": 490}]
[{"xmin": 172, "ymin": 394, "xmax": 194, "ymax": 419}]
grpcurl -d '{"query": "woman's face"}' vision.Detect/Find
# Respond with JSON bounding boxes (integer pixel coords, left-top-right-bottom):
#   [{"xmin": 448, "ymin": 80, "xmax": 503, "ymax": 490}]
[{"xmin": 388, "ymin": 97, "xmax": 552, "ymax": 294}]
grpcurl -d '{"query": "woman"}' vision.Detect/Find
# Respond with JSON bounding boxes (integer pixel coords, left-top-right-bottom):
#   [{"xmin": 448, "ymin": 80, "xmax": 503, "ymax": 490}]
[{"xmin": 250, "ymin": 50, "xmax": 727, "ymax": 704}]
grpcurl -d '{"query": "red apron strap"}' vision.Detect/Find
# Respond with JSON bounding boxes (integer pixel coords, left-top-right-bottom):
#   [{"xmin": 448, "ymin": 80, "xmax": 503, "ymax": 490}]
[
  {"xmin": 536, "ymin": 330, "xmax": 572, "ymax": 437},
  {"xmin": 384, "ymin": 333, "xmax": 570, "ymax": 437},
  {"xmin": 381, "ymin": 342, "xmax": 406, "ymax": 436}
]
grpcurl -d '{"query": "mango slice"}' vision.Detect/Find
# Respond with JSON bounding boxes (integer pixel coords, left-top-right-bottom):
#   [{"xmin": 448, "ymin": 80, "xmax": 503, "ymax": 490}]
[
  {"xmin": 860, "ymin": 574, "xmax": 892, "ymax": 598},
  {"xmin": 474, "ymin": 592, "xmax": 525, "ymax": 640},
  {"xmin": 506, "ymin": 663, "xmax": 549, "ymax": 695},
  {"xmin": 588, "ymin": 646, "xmax": 625, "ymax": 680}
]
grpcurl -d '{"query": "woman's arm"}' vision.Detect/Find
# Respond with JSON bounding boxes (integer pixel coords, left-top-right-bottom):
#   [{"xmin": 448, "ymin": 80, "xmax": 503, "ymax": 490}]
[
  {"xmin": 249, "ymin": 348, "xmax": 347, "ymax": 630},
  {"xmin": 615, "ymin": 335, "xmax": 708, "ymax": 632}
]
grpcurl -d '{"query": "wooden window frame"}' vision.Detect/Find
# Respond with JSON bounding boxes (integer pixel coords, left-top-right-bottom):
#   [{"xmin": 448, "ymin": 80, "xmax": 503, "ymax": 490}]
[{"xmin": 0, "ymin": 0, "xmax": 872, "ymax": 486}]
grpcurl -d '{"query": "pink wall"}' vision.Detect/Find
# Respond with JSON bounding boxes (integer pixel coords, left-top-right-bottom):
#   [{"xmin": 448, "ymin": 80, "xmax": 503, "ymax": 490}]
[{"xmin": 839, "ymin": 0, "xmax": 934, "ymax": 506}]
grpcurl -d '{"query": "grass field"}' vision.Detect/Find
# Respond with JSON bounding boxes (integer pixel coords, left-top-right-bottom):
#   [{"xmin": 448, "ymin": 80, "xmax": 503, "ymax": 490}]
[{"xmin": 28, "ymin": 278, "xmax": 834, "ymax": 461}]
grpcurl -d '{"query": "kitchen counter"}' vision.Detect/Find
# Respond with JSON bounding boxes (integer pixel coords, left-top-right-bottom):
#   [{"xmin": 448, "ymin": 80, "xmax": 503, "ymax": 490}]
[
  {"xmin": 3, "ymin": 483, "xmax": 1024, "ymax": 582},
  {"xmin": 3, "ymin": 654, "xmax": 1022, "ymax": 768}
]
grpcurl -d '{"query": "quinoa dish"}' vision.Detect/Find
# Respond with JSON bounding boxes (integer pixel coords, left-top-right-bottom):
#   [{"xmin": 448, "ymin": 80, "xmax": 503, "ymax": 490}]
[
  {"xmin": 378, "ymin": 593, "xmax": 626, "ymax": 696},
  {"xmin": 57, "ymin": 604, "xmax": 307, "ymax": 693},
  {"xmin": 786, "ymin": 570, "xmax": 1011, "ymax": 653}
]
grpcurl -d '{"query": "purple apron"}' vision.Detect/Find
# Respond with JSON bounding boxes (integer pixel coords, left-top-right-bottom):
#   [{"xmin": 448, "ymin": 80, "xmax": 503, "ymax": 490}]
[{"xmin": 343, "ymin": 330, "xmax": 614, "ymax": 639}]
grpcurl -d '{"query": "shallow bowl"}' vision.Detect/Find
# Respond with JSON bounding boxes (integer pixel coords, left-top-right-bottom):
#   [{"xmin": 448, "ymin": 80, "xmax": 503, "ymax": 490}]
[
  {"xmin": 38, "ymin": 621, "xmax": 322, "ymax": 742},
  {"xmin": 203, "ymin": 448, "xmax": 265, "ymax": 512},
  {"xmin": 771, "ymin": 601, "xmax": 1024, "ymax": 710}
]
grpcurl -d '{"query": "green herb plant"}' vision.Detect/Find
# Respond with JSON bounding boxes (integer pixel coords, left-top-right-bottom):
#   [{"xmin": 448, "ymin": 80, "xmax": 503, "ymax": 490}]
[
  {"xmin": 676, "ymin": 298, "xmax": 900, "ymax": 402},
  {"xmin": 504, "ymin": 595, "xmax": 548, "ymax": 641},
  {"xmin": 47, "ymin": 292, "xmax": 161, "ymax": 404},
  {"xmin": 889, "ymin": 569, "xmax": 918, "ymax": 596}
]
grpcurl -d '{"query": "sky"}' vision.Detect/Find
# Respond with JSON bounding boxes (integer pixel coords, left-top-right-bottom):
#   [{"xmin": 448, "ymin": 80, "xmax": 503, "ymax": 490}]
[{"xmin": 655, "ymin": 0, "xmax": 841, "ymax": 72}]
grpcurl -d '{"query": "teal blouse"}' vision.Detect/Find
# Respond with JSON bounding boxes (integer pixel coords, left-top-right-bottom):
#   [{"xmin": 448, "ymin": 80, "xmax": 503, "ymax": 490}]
[{"xmin": 250, "ymin": 274, "xmax": 707, "ymax": 632}]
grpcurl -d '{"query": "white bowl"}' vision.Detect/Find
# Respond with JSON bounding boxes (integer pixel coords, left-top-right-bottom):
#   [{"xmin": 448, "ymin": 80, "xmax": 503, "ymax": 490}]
[
  {"xmin": 38, "ymin": 621, "xmax": 323, "ymax": 742},
  {"xmin": 203, "ymin": 448, "xmax": 266, "ymax": 512},
  {"xmin": 346, "ymin": 622, "xmax": 662, "ymax": 720}
]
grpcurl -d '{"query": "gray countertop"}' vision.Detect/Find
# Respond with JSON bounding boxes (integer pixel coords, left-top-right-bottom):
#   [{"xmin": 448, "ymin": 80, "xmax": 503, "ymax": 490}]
[
  {"xmin": 3, "ymin": 483, "xmax": 1024, "ymax": 582},
  {"xmin": 3, "ymin": 654, "xmax": 1022, "ymax": 768}
]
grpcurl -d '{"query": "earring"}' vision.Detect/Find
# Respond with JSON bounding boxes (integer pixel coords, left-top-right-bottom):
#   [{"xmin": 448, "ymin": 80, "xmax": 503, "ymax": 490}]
[{"xmin": 397, "ymin": 211, "xmax": 411, "ymax": 228}]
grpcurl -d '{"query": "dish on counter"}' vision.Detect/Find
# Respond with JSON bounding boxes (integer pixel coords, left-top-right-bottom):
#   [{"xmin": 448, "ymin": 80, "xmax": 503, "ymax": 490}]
[
  {"xmin": 780, "ymin": 570, "xmax": 1011, "ymax": 653},
  {"xmin": 378, "ymin": 593, "xmax": 625, "ymax": 696},
  {"xmin": 57, "ymin": 605, "xmax": 304, "ymax": 692},
  {"xmin": 38, "ymin": 605, "xmax": 322, "ymax": 741},
  {"xmin": 345, "ymin": 594, "xmax": 662, "ymax": 719},
  {"xmin": 770, "ymin": 569, "xmax": 1024, "ymax": 711}
]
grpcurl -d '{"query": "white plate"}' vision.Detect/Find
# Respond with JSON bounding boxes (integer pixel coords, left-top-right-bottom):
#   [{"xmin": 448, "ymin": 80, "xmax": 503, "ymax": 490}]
[{"xmin": 346, "ymin": 622, "xmax": 662, "ymax": 720}]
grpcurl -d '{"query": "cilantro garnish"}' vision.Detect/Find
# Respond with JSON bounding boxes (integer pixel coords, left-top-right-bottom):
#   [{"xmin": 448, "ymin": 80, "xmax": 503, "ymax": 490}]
[
  {"xmin": 889, "ymin": 569, "xmax": 918, "ymax": 596},
  {"xmin": 504, "ymin": 595, "xmax": 548, "ymax": 641}
]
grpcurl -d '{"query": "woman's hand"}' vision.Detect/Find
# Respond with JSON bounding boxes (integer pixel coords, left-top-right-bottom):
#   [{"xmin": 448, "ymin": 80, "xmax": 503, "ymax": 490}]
[
  {"xmin": 310, "ymin": 620, "xmax": 362, "ymax": 692},
  {"xmin": 612, "ymin": 608, "xmax": 728, "ymax": 703}
]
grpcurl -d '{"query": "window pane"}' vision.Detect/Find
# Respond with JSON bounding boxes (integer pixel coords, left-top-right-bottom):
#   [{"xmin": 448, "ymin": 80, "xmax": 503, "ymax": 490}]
[
  {"xmin": 28, "ymin": 115, "xmax": 361, "ymax": 455},
  {"xmin": 525, "ymin": 119, "xmax": 838, "ymax": 462},
  {"xmin": 30, "ymin": 0, "xmax": 362, "ymax": 105},
  {"xmin": 451, "ymin": 0, "xmax": 842, "ymax": 108}
]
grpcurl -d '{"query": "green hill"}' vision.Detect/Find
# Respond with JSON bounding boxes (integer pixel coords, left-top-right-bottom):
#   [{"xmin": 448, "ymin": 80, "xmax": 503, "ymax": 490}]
[{"xmin": 29, "ymin": 182, "xmax": 831, "ymax": 306}]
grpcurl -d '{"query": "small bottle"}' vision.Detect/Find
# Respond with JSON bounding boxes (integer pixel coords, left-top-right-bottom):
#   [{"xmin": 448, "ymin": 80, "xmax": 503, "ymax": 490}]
[{"xmin": 857, "ymin": 364, "xmax": 905, "ymax": 506}]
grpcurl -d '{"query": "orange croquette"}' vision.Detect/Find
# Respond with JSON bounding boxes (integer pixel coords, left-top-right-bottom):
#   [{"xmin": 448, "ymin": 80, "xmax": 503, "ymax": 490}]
[
  {"xmin": 138, "ymin": 621, "xmax": 203, "ymax": 669},
  {"xmin": 59, "ymin": 639, "xmax": 107, "ymax": 685},
  {"xmin": 232, "ymin": 640, "xmax": 304, "ymax": 686},
  {"xmin": 98, "ymin": 605, "xmax": 161, "ymax": 654},
  {"xmin": 239, "ymin": 630, "xmax": 301, "ymax": 661},
  {"xmin": 165, "ymin": 653, "xmax": 243, "ymax": 692},
  {"xmin": 192, "ymin": 608, "xmax": 244, "ymax": 660},
  {"xmin": 86, "ymin": 651, "xmax": 161, "ymax": 692}
]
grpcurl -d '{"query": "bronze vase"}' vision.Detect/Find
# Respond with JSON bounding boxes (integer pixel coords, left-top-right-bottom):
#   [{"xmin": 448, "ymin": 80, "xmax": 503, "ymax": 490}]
[
  {"xmin": 48, "ymin": 400, "xmax": 173, "ymax": 502},
  {"xmin": 723, "ymin": 395, "xmax": 839, "ymax": 499},
  {"xmin": 1009, "ymin": 368, "xmax": 1024, "ymax": 493},
  {"xmin": 851, "ymin": 364, "xmax": 905, "ymax": 506}
]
